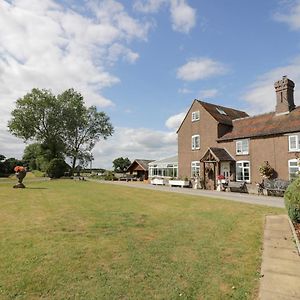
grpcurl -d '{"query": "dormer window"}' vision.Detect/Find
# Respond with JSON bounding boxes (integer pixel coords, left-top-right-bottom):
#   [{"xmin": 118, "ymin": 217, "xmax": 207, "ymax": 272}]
[
  {"xmin": 236, "ymin": 139, "xmax": 249, "ymax": 155},
  {"xmin": 216, "ymin": 107, "xmax": 227, "ymax": 115},
  {"xmin": 191, "ymin": 111, "xmax": 200, "ymax": 122}
]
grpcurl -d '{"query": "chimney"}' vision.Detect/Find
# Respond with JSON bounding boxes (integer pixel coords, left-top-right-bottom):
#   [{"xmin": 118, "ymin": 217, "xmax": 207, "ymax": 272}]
[{"xmin": 274, "ymin": 76, "xmax": 295, "ymax": 115}]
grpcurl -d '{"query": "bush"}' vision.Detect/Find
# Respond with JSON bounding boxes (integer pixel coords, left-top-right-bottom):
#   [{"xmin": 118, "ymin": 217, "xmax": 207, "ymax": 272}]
[
  {"xmin": 46, "ymin": 158, "xmax": 69, "ymax": 179},
  {"xmin": 104, "ymin": 171, "xmax": 116, "ymax": 181},
  {"xmin": 284, "ymin": 177, "xmax": 300, "ymax": 223}
]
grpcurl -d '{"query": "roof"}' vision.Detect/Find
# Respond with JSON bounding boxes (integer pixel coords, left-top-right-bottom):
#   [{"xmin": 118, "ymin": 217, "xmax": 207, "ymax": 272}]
[
  {"xmin": 176, "ymin": 99, "xmax": 248, "ymax": 133},
  {"xmin": 127, "ymin": 159, "xmax": 154, "ymax": 171},
  {"xmin": 149, "ymin": 155, "xmax": 178, "ymax": 167},
  {"xmin": 198, "ymin": 100, "xmax": 249, "ymax": 126},
  {"xmin": 218, "ymin": 106, "xmax": 300, "ymax": 141},
  {"xmin": 200, "ymin": 147, "xmax": 235, "ymax": 162}
]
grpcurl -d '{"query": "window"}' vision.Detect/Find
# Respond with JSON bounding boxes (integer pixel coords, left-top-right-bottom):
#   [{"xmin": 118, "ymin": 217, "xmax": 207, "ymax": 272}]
[
  {"xmin": 191, "ymin": 111, "xmax": 200, "ymax": 121},
  {"xmin": 192, "ymin": 135, "xmax": 200, "ymax": 150},
  {"xmin": 236, "ymin": 139, "xmax": 249, "ymax": 155},
  {"xmin": 236, "ymin": 161, "xmax": 250, "ymax": 182},
  {"xmin": 216, "ymin": 107, "xmax": 227, "ymax": 115},
  {"xmin": 191, "ymin": 161, "xmax": 200, "ymax": 177},
  {"xmin": 289, "ymin": 134, "xmax": 300, "ymax": 151},
  {"xmin": 288, "ymin": 159, "xmax": 299, "ymax": 180}
]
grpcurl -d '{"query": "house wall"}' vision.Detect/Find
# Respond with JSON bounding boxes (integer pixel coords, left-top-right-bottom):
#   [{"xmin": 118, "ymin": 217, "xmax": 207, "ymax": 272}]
[
  {"xmin": 219, "ymin": 134, "xmax": 297, "ymax": 183},
  {"xmin": 178, "ymin": 101, "xmax": 219, "ymax": 178}
]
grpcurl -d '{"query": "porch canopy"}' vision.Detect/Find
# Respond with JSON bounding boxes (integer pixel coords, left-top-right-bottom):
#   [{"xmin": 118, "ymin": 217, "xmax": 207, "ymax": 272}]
[
  {"xmin": 200, "ymin": 147, "xmax": 235, "ymax": 164},
  {"xmin": 200, "ymin": 147, "xmax": 235, "ymax": 189}
]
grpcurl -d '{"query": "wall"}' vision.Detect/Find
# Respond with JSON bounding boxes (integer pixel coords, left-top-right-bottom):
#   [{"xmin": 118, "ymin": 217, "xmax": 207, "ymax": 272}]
[
  {"xmin": 219, "ymin": 134, "xmax": 297, "ymax": 183},
  {"xmin": 178, "ymin": 101, "xmax": 219, "ymax": 178}
]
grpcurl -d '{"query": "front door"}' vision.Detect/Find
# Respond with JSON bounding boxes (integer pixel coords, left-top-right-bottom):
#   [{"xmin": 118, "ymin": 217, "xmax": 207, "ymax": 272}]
[
  {"xmin": 220, "ymin": 162, "xmax": 230, "ymax": 180},
  {"xmin": 205, "ymin": 162, "xmax": 216, "ymax": 190}
]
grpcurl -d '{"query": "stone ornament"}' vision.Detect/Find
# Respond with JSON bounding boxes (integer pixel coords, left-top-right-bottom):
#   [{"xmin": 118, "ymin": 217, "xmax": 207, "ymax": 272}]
[{"xmin": 13, "ymin": 166, "xmax": 26, "ymax": 188}]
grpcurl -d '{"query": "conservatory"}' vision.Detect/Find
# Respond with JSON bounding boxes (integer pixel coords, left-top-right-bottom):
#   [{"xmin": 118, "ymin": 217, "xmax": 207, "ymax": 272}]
[{"xmin": 148, "ymin": 155, "xmax": 178, "ymax": 180}]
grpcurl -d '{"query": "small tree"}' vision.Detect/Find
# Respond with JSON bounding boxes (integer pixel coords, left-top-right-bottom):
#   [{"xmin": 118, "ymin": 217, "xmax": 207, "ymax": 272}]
[
  {"xmin": 46, "ymin": 158, "xmax": 69, "ymax": 179},
  {"xmin": 259, "ymin": 161, "xmax": 274, "ymax": 179},
  {"xmin": 113, "ymin": 157, "xmax": 131, "ymax": 173}
]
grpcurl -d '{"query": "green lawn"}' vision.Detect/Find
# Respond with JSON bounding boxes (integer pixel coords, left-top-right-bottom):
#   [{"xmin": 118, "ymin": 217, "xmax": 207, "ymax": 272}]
[{"xmin": 0, "ymin": 180, "xmax": 283, "ymax": 299}]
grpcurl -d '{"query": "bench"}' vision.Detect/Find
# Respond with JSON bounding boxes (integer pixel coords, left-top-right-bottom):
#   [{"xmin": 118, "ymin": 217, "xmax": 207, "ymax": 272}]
[
  {"xmin": 262, "ymin": 179, "xmax": 290, "ymax": 197},
  {"xmin": 226, "ymin": 181, "xmax": 247, "ymax": 193}
]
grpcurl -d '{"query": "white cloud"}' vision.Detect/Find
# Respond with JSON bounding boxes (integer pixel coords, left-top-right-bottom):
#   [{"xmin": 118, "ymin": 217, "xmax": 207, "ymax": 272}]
[
  {"xmin": 92, "ymin": 127, "xmax": 177, "ymax": 168},
  {"xmin": 198, "ymin": 88, "xmax": 218, "ymax": 99},
  {"xmin": 243, "ymin": 57, "xmax": 300, "ymax": 114},
  {"xmin": 170, "ymin": 0, "xmax": 196, "ymax": 33},
  {"xmin": 273, "ymin": 0, "xmax": 300, "ymax": 30},
  {"xmin": 0, "ymin": 0, "xmax": 151, "ymax": 132},
  {"xmin": 177, "ymin": 57, "xmax": 228, "ymax": 81},
  {"xmin": 178, "ymin": 87, "xmax": 192, "ymax": 94},
  {"xmin": 134, "ymin": 0, "xmax": 196, "ymax": 33},
  {"xmin": 133, "ymin": 0, "xmax": 167, "ymax": 13},
  {"xmin": 165, "ymin": 111, "xmax": 186, "ymax": 130}
]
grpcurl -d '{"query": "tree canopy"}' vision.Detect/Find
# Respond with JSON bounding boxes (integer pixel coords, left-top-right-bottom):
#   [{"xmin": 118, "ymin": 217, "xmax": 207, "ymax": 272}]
[
  {"xmin": 113, "ymin": 157, "xmax": 131, "ymax": 173},
  {"xmin": 9, "ymin": 88, "xmax": 114, "ymax": 173}
]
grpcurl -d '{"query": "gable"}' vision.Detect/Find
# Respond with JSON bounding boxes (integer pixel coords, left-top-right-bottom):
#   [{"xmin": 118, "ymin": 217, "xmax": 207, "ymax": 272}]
[{"xmin": 177, "ymin": 99, "xmax": 248, "ymax": 133}]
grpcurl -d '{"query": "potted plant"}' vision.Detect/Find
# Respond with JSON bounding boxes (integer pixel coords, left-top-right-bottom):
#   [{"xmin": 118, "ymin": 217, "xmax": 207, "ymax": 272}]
[{"xmin": 259, "ymin": 161, "xmax": 274, "ymax": 179}]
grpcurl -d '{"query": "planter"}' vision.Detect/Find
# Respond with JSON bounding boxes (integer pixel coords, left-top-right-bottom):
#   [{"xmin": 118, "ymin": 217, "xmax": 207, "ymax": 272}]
[
  {"xmin": 169, "ymin": 179, "xmax": 190, "ymax": 188},
  {"xmin": 150, "ymin": 178, "xmax": 166, "ymax": 185}
]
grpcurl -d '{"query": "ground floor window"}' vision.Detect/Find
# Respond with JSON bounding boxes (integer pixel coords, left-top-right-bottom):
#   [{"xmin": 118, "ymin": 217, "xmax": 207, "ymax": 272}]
[
  {"xmin": 236, "ymin": 161, "xmax": 250, "ymax": 182},
  {"xmin": 288, "ymin": 159, "xmax": 299, "ymax": 180},
  {"xmin": 191, "ymin": 161, "xmax": 200, "ymax": 177}
]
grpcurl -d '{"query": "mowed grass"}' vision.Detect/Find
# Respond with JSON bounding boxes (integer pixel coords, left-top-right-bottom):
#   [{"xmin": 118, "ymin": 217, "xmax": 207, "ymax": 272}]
[{"xmin": 0, "ymin": 180, "xmax": 283, "ymax": 299}]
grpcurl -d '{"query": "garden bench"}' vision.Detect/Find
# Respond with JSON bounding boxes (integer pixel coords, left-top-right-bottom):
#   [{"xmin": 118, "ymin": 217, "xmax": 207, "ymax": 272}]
[
  {"xmin": 227, "ymin": 181, "xmax": 247, "ymax": 193},
  {"xmin": 262, "ymin": 179, "xmax": 290, "ymax": 197}
]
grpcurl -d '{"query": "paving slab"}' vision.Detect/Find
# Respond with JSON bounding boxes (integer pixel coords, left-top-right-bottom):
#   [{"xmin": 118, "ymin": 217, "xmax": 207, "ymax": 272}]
[{"xmin": 259, "ymin": 215, "xmax": 300, "ymax": 300}]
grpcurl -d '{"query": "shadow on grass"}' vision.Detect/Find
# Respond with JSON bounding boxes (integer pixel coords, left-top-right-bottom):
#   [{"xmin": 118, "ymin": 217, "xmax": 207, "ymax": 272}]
[{"xmin": 26, "ymin": 187, "xmax": 48, "ymax": 190}]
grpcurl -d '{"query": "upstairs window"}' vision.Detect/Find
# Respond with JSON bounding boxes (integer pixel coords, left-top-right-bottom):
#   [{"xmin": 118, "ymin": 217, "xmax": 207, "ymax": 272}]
[
  {"xmin": 192, "ymin": 135, "xmax": 200, "ymax": 150},
  {"xmin": 289, "ymin": 134, "xmax": 300, "ymax": 151},
  {"xmin": 236, "ymin": 139, "xmax": 249, "ymax": 155},
  {"xmin": 191, "ymin": 111, "xmax": 200, "ymax": 122}
]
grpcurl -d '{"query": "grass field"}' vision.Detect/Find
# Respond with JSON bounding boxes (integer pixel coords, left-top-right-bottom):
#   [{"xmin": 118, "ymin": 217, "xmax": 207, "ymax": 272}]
[{"xmin": 0, "ymin": 179, "xmax": 283, "ymax": 299}]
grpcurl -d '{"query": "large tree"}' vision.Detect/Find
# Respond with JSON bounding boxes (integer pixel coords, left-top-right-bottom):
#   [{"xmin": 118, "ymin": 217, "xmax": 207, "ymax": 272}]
[
  {"xmin": 58, "ymin": 89, "xmax": 114, "ymax": 171},
  {"xmin": 8, "ymin": 89, "xmax": 64, "ymax": 159},
  {"xmin": 9, "ymin": 88, "xmax": 114, "ymax": 174}
]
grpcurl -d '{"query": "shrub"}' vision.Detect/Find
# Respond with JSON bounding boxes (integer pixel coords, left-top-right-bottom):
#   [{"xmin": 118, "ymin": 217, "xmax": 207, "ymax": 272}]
[
  {"xmin": 284, "ymin": 177, "xmax": 300, "ymax": 223},
  {"xmin": 104, "ymin": 171, "xmax": 116, "ymax": 181},
  {"xmin": 46, "ymin": 158, "xmax": 69, "ymax": 179}
]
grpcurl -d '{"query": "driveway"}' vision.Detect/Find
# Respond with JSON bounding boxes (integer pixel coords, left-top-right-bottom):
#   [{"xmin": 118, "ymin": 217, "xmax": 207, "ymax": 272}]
[{"xmin": 91, "ymin": 180, "xmax": 285, "ymax": 208}]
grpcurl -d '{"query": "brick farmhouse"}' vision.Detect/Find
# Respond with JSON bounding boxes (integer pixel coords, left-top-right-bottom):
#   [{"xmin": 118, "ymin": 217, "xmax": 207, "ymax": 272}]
[{"xmin": 177, "ymin": 76, "xmax": 300, "ymax": 190}]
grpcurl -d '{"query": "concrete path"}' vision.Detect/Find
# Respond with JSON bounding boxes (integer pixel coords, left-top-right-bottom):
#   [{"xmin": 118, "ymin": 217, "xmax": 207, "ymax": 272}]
[
  {"xmin": 259, "ymin": 215, "xmax": 300, "ymax": 299},
  {"xmin": 91, "ymin": 180, "xmax": 285, "ymax": 208}
]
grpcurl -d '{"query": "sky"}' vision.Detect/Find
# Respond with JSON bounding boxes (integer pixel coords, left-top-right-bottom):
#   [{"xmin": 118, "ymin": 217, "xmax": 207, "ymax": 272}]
[{"xmin": 1, "ymin": 0, "xmax": 300, "ymax": 169}]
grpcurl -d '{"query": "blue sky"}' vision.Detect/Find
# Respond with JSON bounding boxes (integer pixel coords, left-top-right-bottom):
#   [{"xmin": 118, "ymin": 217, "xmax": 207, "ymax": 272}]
[{"xmin": 1, "ymin": 0, "xmax": 300, "ymax": 168}]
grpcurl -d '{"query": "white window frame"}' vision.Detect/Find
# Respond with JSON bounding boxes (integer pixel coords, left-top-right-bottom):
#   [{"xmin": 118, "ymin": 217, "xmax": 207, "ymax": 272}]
[
  {"xmin": 236, "ymin": 160, "xmax": 250, "ymax": 183},
  {"xmin": 288, "ymin": 159, "xmax": 299, "ymax": 180},
  {"xmin": 236, "ymin": 139, "xmax": 249, "ymax": 155},
  {"xmin": 288, "ymin": 134, "xmax": 300, "ymax": 152},
  {"xmin": 191, "ymin": 111, "xmax": 200, "ymax": 122},
  {"xmin": 191, "ymin": 161, "xmax": 200, "ymax": 177},
  {"xmin": 191, "ymin": 135, "xmax": 200, "ymax": 150}
]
